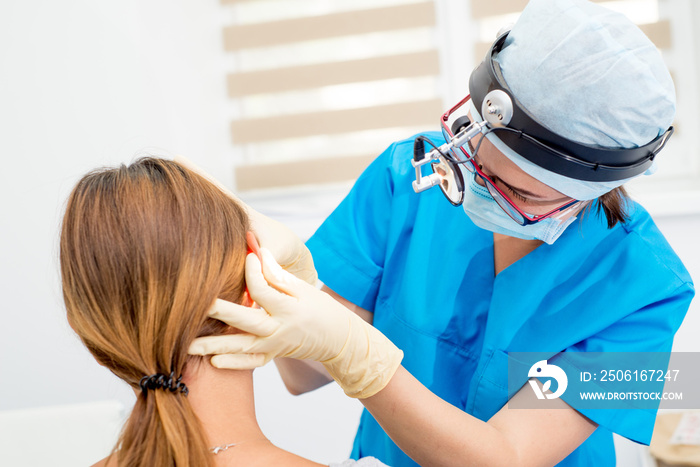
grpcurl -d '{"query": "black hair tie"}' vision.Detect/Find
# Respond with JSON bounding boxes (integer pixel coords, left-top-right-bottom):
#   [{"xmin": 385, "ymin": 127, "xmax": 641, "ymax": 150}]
[{"xmin": 139, "ymin": 371, "xmax": 189, "ymax": 396}]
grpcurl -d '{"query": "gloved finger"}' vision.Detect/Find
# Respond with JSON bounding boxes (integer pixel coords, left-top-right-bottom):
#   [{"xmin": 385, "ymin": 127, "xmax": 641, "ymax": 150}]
[
  {"xmin": 249, "ymin": 216, "xmax": 319, "ymax": 284},
  {"xmin": 210, "ymin": 353, "xmax": 269, "ymax": 370},
  {"xmin": 189, "ymin": 332, "xmax": 288, "ymax": 357},
  {"xmin": 189, "ymin": 334, "xmax": 260, "ymax": 356},
  {"xmin": 246, "ymin": 231, "xmax": 263, "ymax": 263},
  {"xmin": 244, "ymin": 252, "xmax": 302, "ymax": 312},
  {"xmin": 257, "ymin": 248, "xmax": 311, "ymax": 298},
  {"xmin": 208, "ymin": 298, "xmax": 278, "ymax": 336},
  {"xmin": 248, "ymin": 212, "xmax": 291, "ymax": 260}
]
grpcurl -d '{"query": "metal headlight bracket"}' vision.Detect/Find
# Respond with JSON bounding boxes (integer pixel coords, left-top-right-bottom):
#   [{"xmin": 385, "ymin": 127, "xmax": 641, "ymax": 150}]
[{"xmin": 482, "ymin": 90, "xmax": 513, "ymax": 127}]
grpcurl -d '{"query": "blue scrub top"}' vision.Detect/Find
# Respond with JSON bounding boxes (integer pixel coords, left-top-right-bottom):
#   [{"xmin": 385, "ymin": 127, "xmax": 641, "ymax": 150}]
[{"xmin": 306, "ymin": 132, "xmax": 695, "ymax": 467}]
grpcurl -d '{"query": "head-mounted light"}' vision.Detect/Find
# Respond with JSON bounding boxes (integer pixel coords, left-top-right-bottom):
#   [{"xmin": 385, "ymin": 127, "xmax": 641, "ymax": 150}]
[
  {"xmin": 412, "ymin": 30, "xmax": 675, "ymax": 202},
  {"xmin": 470, "ymin": 31, "xmax": 674, "ymax": 182}
]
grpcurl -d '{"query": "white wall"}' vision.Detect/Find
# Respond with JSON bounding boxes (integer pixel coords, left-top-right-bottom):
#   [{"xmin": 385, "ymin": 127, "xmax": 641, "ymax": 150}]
[
  {"xmin": 0, "ymin": 0, "xmax": 231, "ymax": 408},
  {"xmin": 649, "ymin": 215, "xmax": 700, "ymax": 352},
  {"xmin": 0, "ymin": 1, "xmax": 698, "ymax": 466}
]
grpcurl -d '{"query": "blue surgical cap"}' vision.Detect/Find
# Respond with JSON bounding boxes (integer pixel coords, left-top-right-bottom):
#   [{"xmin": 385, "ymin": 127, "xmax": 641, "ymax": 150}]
[{"xmin": 489, "ymin": 0, "xmax": 675, "ymax": 200}]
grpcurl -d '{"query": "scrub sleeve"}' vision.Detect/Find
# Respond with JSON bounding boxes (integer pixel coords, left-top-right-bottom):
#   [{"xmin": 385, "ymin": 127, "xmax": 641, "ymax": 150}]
[{"xmin": 307, "ymin": 133, "xmax": 695, "ymax": 467}]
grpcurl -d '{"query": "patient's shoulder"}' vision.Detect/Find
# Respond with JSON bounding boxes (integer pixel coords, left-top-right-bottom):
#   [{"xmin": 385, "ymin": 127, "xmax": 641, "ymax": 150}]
[{"xmin": 91, "ymin": 455, "xmax": 115, "ymax": 467}]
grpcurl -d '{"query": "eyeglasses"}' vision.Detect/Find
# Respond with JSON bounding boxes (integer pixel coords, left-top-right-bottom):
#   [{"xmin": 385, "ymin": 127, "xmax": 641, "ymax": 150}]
[{"xmin": 436, "ymin": 94, "xmax": 580, "ymax": 226}]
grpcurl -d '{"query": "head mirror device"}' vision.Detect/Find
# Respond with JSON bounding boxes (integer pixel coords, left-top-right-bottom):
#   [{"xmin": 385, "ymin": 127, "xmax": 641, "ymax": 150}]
[{"xmin": 412, "ymin": 29, "xmax": 675, "ymax": 206}]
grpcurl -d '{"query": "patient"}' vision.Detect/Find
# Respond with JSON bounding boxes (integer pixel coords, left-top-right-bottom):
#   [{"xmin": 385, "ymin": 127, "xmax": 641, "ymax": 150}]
[{"xmin": 60, "ymin": 158, "xmax": 386, "ymax": 467}]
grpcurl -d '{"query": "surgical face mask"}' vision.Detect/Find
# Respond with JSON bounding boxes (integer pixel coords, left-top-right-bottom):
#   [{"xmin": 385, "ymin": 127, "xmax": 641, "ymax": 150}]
[{"xmin": 461, "ymin": 169, "xmax": 579, "ymax": 245}]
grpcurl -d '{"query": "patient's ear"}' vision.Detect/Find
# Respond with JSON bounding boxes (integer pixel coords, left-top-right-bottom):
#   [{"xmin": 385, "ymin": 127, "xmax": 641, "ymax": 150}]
[{"xmin": 242, "ymin": 290, "xmax": 257, "ymax": 308}]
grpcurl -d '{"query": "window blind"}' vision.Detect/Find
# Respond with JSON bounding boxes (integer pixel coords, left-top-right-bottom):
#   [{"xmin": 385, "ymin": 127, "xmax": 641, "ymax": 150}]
[{"xmin": 221, "ymin": 0, "xmax": 441, "ymax": 191}]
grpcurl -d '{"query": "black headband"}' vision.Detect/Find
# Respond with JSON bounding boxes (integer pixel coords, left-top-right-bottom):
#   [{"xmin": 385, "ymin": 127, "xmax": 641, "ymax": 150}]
[{"xmin": 468, "ymin": 32, "xmax": 674, "ymax": 182}]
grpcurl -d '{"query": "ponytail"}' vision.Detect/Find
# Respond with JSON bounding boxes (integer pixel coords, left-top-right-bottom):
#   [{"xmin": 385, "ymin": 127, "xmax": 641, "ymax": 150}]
[{"xmin": 115, "ymin": 390, "xmax": 212, "ymax": 467}]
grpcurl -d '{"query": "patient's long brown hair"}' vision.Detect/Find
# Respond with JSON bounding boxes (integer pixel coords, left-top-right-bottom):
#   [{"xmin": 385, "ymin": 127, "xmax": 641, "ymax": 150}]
[{"xmin": 60, "ymin": 157, "xmax": 249, "ymax": 466}]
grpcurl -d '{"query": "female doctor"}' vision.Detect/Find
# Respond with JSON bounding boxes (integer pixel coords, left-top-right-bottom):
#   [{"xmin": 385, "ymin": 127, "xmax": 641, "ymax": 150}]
[{"xmin": 190, "ymin": 1, "xmax": 695, "ymax": 465}]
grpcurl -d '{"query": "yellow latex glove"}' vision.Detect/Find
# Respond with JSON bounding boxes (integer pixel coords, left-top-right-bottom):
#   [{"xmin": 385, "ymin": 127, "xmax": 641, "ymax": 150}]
[
  {"xmin": 173, "ymin": 155, "xmax": 318, "ymax": 286},
  {"xmin": 188, "ymin": 248, "xmax": 403, "ymax": 399}
]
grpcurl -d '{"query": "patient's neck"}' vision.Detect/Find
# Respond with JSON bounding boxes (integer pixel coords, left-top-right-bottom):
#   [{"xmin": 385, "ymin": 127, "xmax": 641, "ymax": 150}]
[{"xmin": 184, "ymin": 359, "xmax": 267, "ymax": 449}]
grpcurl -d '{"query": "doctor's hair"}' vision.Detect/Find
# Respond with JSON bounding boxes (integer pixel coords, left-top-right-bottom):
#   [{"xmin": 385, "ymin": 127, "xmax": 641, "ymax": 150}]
[
  {"xmin": 59, "ymin": 157, "xmax": 249, "ymax": 467},
  {"xmin": 589, "ymin": 186, "xmax": 630, "ymax": 228}
]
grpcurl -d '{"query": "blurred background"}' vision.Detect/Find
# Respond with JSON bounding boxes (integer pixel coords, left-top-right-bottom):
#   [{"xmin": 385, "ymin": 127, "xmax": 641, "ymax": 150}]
[{"xmin": 1, "ymin": 0, "xmax": 698, "ymax": 465}]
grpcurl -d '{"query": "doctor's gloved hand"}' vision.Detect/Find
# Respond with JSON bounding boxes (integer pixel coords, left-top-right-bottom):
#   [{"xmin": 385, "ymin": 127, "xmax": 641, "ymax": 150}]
[
  {"xmin": 173, "ymin": 155, "xmax": 318, "ymax": 286},
  {"xmin": 188, "ymin": 249, "xmax": 403, "ymax": 399},
  {"xmin": 246, "ymin": 208, "xmax": 318, "ymax": 287}
]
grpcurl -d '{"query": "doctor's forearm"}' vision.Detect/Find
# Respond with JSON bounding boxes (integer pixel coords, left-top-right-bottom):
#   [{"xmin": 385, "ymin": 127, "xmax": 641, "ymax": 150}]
[
  {"xmin": 361, "ymin": 366, "xmax": 594, "ymax": 467},
  {"xmin": 361, "ymin": 366, "xmax": 518, "ymax": 467},
  {"xmin": 274, "ymin": 358, "xmax": 332, "ymax": 395}
]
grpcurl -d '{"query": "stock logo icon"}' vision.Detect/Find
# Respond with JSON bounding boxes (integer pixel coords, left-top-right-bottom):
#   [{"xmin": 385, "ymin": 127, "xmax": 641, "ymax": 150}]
[{"xmin": 528, "ymin": 360, "xmax": 568, "ymax": 399}]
